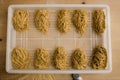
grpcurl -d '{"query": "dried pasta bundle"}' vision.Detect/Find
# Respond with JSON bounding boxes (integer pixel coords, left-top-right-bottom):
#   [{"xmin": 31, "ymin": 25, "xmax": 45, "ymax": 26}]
[
  {"xmin": 34, "ymin": 10, "xmax": 50, "ymax": 33},
  {"xmin": 71, "ymin": 49, "xmax": 88, "ymax": 69},
  {"xmin": 34, "ymin": 48, "xmax": 50, "ymax": 69},
  {"xmin": 19, "ymin": 74, "xmax": 55, "ymax": 80},
  {"xmin": 31, "ymin": 74, "xmax": 55, "ymax": 80},
  {"xmin": 11, "ymin": 47, "xmax": 30, "ymax": 69},
  {"xmin": 12, "ymin": 10, "xmax": 29, "ymax": 32},
  {"xmin": 73, "ymin": 9, "xmax": 88, "ymax": 35},
  {"xmin": 92, "ymin": 9, "xmax": 105, "ymax": 34},
  {"xmin": 91, "ymin": 46, "xmax": 107, "ymax": 69},
  {"xmin": 57, "ymin": 10, "xmax": 71, "ymax": 33},
  {"xmin": 53, "ymin": 47, "xmax": 68, "ymax": 70}
]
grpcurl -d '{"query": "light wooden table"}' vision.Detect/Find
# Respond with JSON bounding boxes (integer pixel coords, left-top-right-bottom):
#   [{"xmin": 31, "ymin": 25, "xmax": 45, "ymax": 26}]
[{"xmin": 0, "ymin": 0, "xmax": 120, "ymax": 80}]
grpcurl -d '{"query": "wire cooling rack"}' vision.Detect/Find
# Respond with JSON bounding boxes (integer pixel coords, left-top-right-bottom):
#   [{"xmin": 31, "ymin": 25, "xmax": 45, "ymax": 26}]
[{"xmin": 6, "ymin": 4, "xmax": 112, "ymax": 73}]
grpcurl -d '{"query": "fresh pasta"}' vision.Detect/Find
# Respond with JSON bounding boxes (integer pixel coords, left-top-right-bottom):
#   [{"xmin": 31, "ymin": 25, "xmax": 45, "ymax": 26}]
[
  {"xmin": 71, "ymin": 49, "xmax": 88, "ymax": 69},
  {"xmin": 34, "ymin": 48, "xmax": 50, "ymax": 69},
  {"xmin": 12, "ymin": 10, "xmax": 29, "ymax": 32},
  {"xmin": 91, "ymin": 46, "xmax": 107, "ymax": 69},
  {"xmin": 34, "ymin": 10, "xmax": 50, "ymax": 33},
  {"xmin": 73, "ymin": 9, "xmax": 88, "ymax": 35},
  {"xmin": 53, "ymin": 47, "xmax": 68, "ymax": 70},
  {"xmin": 11, "ymin": 47, "xmax": 30, "ymax": 69},
  {"xmin": 56, "ymin": 10, "xmax": 71, "ymax": 33},
  {"xmin": 92, "ymin": 9, "xmax": 105, "ymax": 34}
]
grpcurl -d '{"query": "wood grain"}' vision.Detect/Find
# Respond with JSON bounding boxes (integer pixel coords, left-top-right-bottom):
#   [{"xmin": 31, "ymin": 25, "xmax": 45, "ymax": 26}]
[{"xmin": 0, "ymin": 0, "xmax": 120, "ymax": 80}]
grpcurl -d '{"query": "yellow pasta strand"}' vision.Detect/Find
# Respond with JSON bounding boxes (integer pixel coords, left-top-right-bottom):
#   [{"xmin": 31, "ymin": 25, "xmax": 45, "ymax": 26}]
[
  {"xmin": 71, "ymin": 49, "xmax": 88, "ymax": 69},
  {"xmin": 34, "ymin": 10, "xmax": 50, "ymax": 33},
  {"xmin": 53, "ymin": 47, "xmax": 68, "ymax": 70},
  {"xmin": 34, "ymin": 48, "xmax": 50, "ymax": 69},
  {"xmin": 92, "ymin": 9, "xmax": 105, "ymax": 35},
  {"xmin": 91, "ymin": 46, "xmax": 107, "ymax": 69},
  {"xmin": 56, "ymin": 10, "xmax": 71, "ymax": 33},
  {"xmin": 12, "ymin": 47, "xmax": 30, "ymax": 69},
  {"xmin": 73, "ymin": 9, "xmax": 88, "ymax": 35},
  {"xmin": 12, "ymin": 10, "xmax": 29, "ymax": 32}
]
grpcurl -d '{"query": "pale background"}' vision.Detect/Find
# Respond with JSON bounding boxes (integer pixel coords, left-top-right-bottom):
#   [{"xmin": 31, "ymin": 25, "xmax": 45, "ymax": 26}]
[{"xmin": 0, "ymin": 0, "xmax": 120, "ymax": 80}]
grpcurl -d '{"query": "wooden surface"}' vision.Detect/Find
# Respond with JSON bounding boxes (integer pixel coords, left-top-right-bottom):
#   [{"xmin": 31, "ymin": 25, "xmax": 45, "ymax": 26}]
[{"xmin": 0, "ymin": 0, "xmax": 120, "ymax": 80}]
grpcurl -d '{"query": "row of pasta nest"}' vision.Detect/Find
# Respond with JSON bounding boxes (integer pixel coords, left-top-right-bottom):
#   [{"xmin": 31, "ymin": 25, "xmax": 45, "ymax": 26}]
[
  {"xmin": 13, "ymin": 9, "xmax": 106, "ymax": 35},
  {"xmin": 12, "ymin": 9, "xmax": 107, "ymax": 70},
  {"xmin": 12, "ymin": 46, "xmax": 107, "ymax": 70}
]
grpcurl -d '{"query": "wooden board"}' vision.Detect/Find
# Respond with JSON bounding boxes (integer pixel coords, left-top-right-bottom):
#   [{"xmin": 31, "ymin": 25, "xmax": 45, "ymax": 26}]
[{"xmin": 0, "ymin": 0, "xmax": 120, "ymax": 80}]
